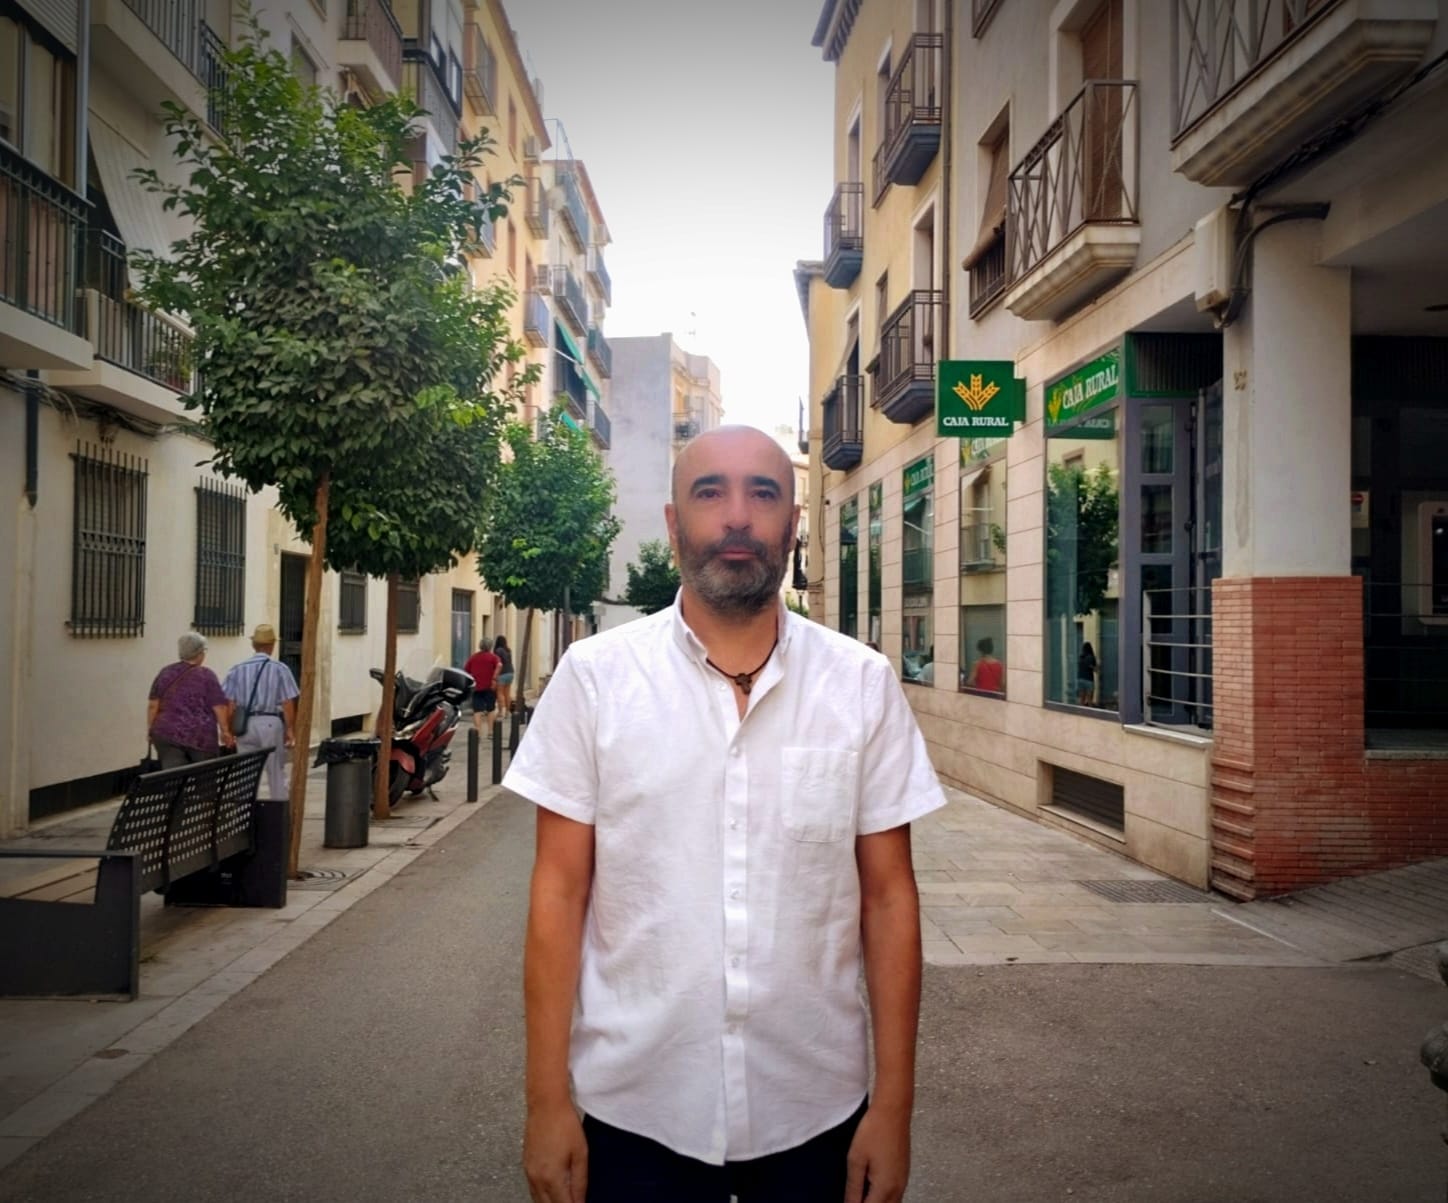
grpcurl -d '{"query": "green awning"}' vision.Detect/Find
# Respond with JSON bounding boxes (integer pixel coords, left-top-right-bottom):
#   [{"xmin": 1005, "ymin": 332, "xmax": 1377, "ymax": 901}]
[
  {"xmin": 555, "ymin": 322, "xmax": 584, "ymax": 365},
  {"xmin": 583, "ymin": 371, "xmax": 601, "ymax": 400},
  {"xmin": 561, "ymin": 411, "xmax": 582, "ymax": 432}
]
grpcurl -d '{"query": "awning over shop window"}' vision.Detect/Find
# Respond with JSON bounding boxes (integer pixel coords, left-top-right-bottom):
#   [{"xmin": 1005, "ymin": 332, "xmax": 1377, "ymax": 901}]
[{"xmin": 90, "ymin": 117, "xmax": 189, "ymax": 288}]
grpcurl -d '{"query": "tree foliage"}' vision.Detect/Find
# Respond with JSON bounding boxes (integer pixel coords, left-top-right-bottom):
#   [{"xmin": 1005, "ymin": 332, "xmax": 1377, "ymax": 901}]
[
  {"xmin": 623, "ymin": 540, "xmax": 680, "ymax": 615},
  {"xmin": 476, "ymin": 410, "xmax": 621, "ymax": 616},
  {"xmin": 1046, "ymin": 461, "xmax": 1120, "ymax": 617}
]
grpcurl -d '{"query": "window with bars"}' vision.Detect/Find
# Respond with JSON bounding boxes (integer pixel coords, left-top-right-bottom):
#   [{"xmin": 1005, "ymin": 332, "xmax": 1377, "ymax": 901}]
[
  {"xmin": 339, "ymin": 569, "xmax": 367, "ymax": 633},
  {"xmin": 71, "ymin": 443, "xmax": 147, "ymax": 637},
  {"xmin": 397, "ymin": 577, "xmax": 421, "ymax": 634},
  {"xmin": 194, "ymin": 479, "xmax": 245, "ymax": 635}
]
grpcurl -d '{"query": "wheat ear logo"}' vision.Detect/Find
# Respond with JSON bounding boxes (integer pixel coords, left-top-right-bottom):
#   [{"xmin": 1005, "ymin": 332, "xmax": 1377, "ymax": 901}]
[
  {"xmin": 1047, "ymin": 395, "xmax": 1063, "ymax": 424},
  {"xmin": 953, "ymin": 374, "xmax": 1001, "ymax": 412}
]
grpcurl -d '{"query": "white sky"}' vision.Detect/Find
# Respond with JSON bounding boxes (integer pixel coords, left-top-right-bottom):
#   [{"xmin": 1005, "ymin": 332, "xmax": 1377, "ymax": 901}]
[{"xmin": 504, "ymin": 0, "xmax": 834, "ymax": 436}]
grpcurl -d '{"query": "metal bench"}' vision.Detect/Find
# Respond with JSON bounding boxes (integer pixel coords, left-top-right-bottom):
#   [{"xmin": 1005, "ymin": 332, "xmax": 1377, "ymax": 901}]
[{"xmin": 0, "ymin": 750, "xmax": 285, "ymax": 1000}]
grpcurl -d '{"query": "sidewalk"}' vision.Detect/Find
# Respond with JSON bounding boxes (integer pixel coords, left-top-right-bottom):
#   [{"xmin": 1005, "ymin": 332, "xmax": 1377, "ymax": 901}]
[{"xmin": 0, "ymin": 736, "xmax": 504, "ymax": 1173}]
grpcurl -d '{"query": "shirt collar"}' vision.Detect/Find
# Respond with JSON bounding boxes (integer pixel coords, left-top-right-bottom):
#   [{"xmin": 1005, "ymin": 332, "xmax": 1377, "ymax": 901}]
[{"xmin": 669, "ymin": 590, "xmax": 794, "ymax": 663}]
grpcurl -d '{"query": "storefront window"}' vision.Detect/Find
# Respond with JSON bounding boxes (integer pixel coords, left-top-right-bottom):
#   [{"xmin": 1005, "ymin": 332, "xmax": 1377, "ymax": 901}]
[
  {"xmin": 839, "ymin": 495, "xmax": 858, "ymax": 639},
  {"xmin": 1045, "ymin": 411, "xmax": 1121, "ymax": 711},
  {"xmin": 867, "ymin": 480, "xmax": 882, "ymax": 646},
  {"xmin": 902, "ymin": 456, "xmax": 933, "ymax": 683},
  {"xmin": 960, "ymin": 436, "xmax": 1007, "ymax": 694}
]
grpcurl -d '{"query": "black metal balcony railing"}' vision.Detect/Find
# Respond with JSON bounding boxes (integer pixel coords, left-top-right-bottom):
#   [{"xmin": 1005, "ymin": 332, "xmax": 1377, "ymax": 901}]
[
  {"xmin": 587, "ymin": 325, "xmax": 612, "ymax": 378},
  {"xmin": 1171, "ymin": 0, "xmax": 1340, "ymax": 139},
  {"xmin": 525, "ymin": 177, "xmax": 549, "ymax": 237},
  {"xmin": 960, "ymin": 521, "xmax": 999, "ymax": 571},
  {"xmin": 404, "ymin": 48, "xmax": 459, "ymax": 156},
  {"xmin": 972, "ymin": 0, "xmax": 1006, "ymax": 36},
  {"xmin": 1142, "ymin": 585, "xmax": 1214, "ymax": 731},
  {"xmin": 552, "ymin": 264, "xmax": 586, "ymax": 334},
  {"xmin": 586, "ymin": 246, "xmax": 612, "ymax": 305},
  {"xmin": 1008, "ymin": 80, "xmax": 1139, "ymax": 283},
  {"xmin": 523, "ymin": 290, "xmax": 548, "ymax": 346},
  {"xmin": 557, "ymin": 169, "xmax": 589, "ymax": 248},
  {"xmin": 879, "ymin": 34, "xmax": 944, "ymax": 187},
  {"xmin": 821, "ymin": 375, "xmax": 863, "ymax": 470},
  {"xmin": 590, "ymin": 398, "xmax": 611, "ymax": 449},
  {"xmin": 464, "ymin": 22, "xmax": 497, "ymax": 116},
  {"xmin": 876, "ymin": 290, "xmax": 941, "ymax": 425},
  {"xmin": 968, "ymin": 232, "xmax": 1008, "ymax": 317},
  {"xmin": 556, "ymin": 351, "xmax": 587, "ymax": 416},
  {"xmin": 1363, "ymin": 578, "xmax": 1448, "ymax": 732},
  {"xmin": 823, "ymin": 181, "xmax": 864, "ymax": 288},
  {"xmin": 87, "ymin": 231, "xmax": 196, "ymax": 393},
  {"xmin": 870, "ymin": 142, "xmax": 890, "ymax": 208},
  {"xmin": 343, "ymin": 0, "xmax": 404, "ymax": 96},
  {"xmin": 0, "ymin": 145, "xmax": 87, "ymax": 335},
  {"xmin": 200, "ymin": 22, "xmax": 232, "ymax": 134},
  {"xmin": 123, "ymin": 0, "xmax": 201, "ymax": 75}
]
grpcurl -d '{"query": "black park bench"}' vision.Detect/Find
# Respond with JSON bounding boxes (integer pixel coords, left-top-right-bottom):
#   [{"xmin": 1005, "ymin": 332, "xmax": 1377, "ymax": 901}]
[{"xmin": 0, "ymin": 750, "xmax": 286, "ymax": 1000}]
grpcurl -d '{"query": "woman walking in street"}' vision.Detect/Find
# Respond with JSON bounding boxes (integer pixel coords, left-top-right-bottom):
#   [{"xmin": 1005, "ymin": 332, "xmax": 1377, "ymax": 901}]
[
  {"xmin": 147, "ymin": 632, "xmax": 234, "ymax": 769},
  {"xmin": 494, "ymin": 634, "xmax": 515, "ymax": 716}
]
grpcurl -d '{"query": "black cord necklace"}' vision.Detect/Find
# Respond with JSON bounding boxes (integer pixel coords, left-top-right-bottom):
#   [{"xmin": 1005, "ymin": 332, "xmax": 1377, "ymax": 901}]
[{"xmin": 705, "ymin": 636, "xmax": 778, "ymax": 696}]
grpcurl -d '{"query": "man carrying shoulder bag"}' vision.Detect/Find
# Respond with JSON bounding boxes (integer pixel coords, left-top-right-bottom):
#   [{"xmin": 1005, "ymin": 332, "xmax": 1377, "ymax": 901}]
[{"xmin": 222, "ymin": 624, "xmax": 300, "ymax": 801}]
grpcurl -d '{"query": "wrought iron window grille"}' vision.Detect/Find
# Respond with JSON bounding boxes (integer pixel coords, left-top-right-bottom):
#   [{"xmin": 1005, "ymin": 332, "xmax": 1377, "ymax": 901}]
[
  {"xmin": 194, "ymin": 479, "xmax": 246, "ymax": 636},
  {"xmin": 70, "ymin": 443, "xmax": 148, "ymax": 638},
  {"xmin": 397, "ymin": 577, "xmax": 421, "ymax": 634},
  {"xmin": 339, "ymin": 569, "xmax": 367, "ymax": 633}
]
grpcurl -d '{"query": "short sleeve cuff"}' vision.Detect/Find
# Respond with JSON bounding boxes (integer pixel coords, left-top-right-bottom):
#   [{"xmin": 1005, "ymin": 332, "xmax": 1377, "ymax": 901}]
[
  {"xmin": 502, "ymin": 768, "xmax": 597, "ymax": 826},
  {"xmin": 857, "ymin": 787, "xmax": 947, "ymax": 836}
]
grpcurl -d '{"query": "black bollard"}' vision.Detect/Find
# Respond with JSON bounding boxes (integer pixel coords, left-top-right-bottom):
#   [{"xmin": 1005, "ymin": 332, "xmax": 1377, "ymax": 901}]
[
  {"xmin": 492, "ymin": 717, "xmax": 504, "ymax": 784},
  {"xmin": 466, "ymin": 727, "xmax": 479, "ymax": 803},
  {"xmin": 509, "ymin": 706, "xmax": 521, "ymax": 755}
]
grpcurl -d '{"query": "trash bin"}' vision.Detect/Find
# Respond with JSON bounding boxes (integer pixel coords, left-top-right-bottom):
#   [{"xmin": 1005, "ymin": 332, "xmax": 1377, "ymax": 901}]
[{"xmin": 317, "ymin": 738, "xmax": 379, "ymax": 849}]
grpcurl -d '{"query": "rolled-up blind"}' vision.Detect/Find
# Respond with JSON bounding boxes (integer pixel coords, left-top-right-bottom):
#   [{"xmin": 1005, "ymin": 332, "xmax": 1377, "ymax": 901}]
[{"xmin": 18, "ymin": 0, "xmax": 78, "ymax": 54}]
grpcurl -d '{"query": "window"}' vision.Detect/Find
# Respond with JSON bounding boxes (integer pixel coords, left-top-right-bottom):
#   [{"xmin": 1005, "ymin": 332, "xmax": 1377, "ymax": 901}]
[
  {"xmin": 839, "ymin": 496, "xmax": 859, "ymax": 639},
  {"xmin": 448, "ymin": 50, "xmax": 463, "ymax": 108},
  {"xmin": 508, "ymin": 98, "xmax": 517, "ymax": 157},
  {"xmin": 872, "ymin": 48, "xmax": 891, "ymax": 204},
  {"xmin": 1045, "ymin": 394, "xmax": 1120, "ymax": 711},
  {"xmin": 194, "ymin": 479, "xmax": 246, "ymax": 636},
  {"xmin": 71, "ymin": 444, "xmax": 147, "ymax": 637},
  {"xmin": 867, "ymin": 480, "xmax": 882, "ymax": 645},
  {"xmin": 291, "ymin": 38, "xmax": 318, "ymax": 87},
  {"xmin": 964, "ymin": 119, "xmax": 1009, "ymax": 317},
  {"xmin": 339, "ymin": 569, "xmax": 367, "ymax": 633},
  {"xmin": 902, "ymin": 456, "xmax": 933, "ymax": 683},
  {"xmin": 397, "ymin": 577, "xmax": 421, "ymax": 634},
  {"xmin": 1, "ymin": 14, "xmax": 76, "ymax": 186},
  {"xmin": 960, "ymin": 438, "xmax": 1007, "ymax": 695}
]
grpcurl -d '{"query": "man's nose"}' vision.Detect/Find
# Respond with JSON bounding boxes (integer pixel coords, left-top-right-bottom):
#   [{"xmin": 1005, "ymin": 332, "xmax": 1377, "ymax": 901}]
[{"xmin": 722, "ymin": 492, "xmax": 752, "ymax": 529}]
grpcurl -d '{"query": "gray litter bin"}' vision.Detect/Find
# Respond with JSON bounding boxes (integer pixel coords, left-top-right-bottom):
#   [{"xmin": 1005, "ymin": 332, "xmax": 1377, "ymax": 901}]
[{"xmin": 318, "ymin": 738, "xmax": 379, "ymax": 849}]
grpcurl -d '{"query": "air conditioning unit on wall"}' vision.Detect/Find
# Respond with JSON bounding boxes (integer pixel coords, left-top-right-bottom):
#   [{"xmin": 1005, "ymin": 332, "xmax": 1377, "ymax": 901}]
[{"xmin": 522, "ymin": 135, "xmax": 540, "ymax": 162}]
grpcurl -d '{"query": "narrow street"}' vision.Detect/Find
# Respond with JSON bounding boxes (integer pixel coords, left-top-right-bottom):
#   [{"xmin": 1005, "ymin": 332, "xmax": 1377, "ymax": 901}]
[{"xmin": 0, "ymin": 790, "xmax": 1442, "ymax": 1202}]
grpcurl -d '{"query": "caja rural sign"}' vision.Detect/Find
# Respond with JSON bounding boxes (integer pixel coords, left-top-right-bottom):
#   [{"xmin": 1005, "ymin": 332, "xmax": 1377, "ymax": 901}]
[{"xmin": 936, "ymin": 361, "xmax": 1025, "ymax": 437}]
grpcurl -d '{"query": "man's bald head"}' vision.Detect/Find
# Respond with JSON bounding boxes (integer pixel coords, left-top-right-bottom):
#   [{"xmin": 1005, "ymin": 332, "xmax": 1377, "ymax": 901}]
[{"xmin": 671, "ymin": 425, "xmax": 796, "ymax": 510}]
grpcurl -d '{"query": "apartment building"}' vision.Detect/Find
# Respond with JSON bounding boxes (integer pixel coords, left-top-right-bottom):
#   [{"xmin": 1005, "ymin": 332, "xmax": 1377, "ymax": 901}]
[
  {"xmin": 599, "ymin": 334, "xmax": 724, "ymax": 631},
  {"xmin": 801, "ymin": 0, "xmax": 1448, "ymax": 896}
]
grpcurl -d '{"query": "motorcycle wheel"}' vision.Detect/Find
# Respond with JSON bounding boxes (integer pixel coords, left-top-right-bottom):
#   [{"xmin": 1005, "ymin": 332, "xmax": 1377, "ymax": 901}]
[{"xmin": 387, "ymin": 762, "xmax": 407, "ymax": 807}]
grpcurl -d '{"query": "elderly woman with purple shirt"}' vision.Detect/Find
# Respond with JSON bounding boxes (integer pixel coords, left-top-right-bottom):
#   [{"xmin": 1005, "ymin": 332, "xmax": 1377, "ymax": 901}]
[{"xmin": 147, "ymin": 632, "xmax": 235, "ymax": 769}]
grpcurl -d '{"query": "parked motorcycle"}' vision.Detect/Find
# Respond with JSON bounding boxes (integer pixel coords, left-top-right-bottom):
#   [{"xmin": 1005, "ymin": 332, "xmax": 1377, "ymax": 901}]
[{"xmin": 369, "ymin": 664, "xmax": 473, "ymax": 806}]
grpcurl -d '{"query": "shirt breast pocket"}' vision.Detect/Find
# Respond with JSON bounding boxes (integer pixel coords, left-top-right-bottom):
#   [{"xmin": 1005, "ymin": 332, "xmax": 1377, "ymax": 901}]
[{"xmin": 781, "ymin": 747, "xmax": 859, "ymax": 843}]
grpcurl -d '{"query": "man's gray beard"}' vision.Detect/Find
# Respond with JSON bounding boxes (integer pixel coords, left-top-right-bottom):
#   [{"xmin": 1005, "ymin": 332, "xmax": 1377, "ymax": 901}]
[{"xmin": 677, "ymin": 530, "xmax": 789, "ymax": 617}]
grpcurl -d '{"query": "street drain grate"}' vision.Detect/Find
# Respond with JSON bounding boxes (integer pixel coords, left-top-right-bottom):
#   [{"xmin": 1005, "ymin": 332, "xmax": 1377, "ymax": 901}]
[
  {"xmin": 1078, "ymin": 879, "xmax": 1210, "ymax": 904},
  {"xmin": 293, "ymin": 867, "xmax": 353, "ymax": 891}
]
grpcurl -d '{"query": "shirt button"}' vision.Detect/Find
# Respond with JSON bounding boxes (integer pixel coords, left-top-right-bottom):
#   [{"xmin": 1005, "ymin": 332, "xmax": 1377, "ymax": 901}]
[
  {"xmin": 730, "ymin": 887, "xmax": 741, "ymax": 900},
  {"xmin": 728, "ymin": 1023, "xmax": 739, "ymax": 1035},
  {"xmin": 729, "ymin": 819, "xmax": 739, "ymax": 830},
  {"xmin": 729, "ymin": 746, "xmax": 740, "ymax": 758},
  {"xmin": 731, "ymin": 956, "xmax": 741, "ymax": 968}
]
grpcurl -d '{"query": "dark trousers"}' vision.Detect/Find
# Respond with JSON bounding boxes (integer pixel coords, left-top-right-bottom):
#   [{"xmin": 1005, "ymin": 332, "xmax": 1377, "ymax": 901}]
[
  {"xmin": 583, "ymin": 1098, "xmax": 867, "ymax": 1203},
  {"xmin": 152, "ymin": 739, "xmax": 218, "ymax": 771}
]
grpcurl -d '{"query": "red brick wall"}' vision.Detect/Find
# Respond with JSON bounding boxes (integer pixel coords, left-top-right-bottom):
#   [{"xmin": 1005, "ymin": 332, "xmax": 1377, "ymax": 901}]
[{"xmin": 1211, "ymin": 577, "xmax": 1448, "ymax": 899}]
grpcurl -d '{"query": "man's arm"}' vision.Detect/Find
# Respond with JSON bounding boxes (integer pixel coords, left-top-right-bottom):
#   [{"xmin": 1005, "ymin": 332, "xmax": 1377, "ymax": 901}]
[
  {"xmin": 523, "ymin": 807, "xmax": 595, "ymax": 1203},
  {"xmin": 212, "ymin": 704, "xmax": 236, "ymax": 748},
  {"xmin": 281, "ymin": 698, "xmax": 297, "ymax": 747},
  {"xmin": 146, "ymin": 699, "xmax": 160, "ymax": 736},
  {"xmin": 846, "ymin": 824, "xmax": 923, "ymax": 1203}
]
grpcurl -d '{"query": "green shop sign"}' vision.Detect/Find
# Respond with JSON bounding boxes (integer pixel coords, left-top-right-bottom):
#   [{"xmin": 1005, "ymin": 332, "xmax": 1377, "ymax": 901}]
[
  {"xmin": 936, "ymin": 361, "xmax": 1025, "ymax": 437},
  {"xmin": 903, "ymin": 455, "xmax": 934, "ymax": 499},
  {"xmin": 1046, "ymin": 347, "xmax": 1121, "ymax": 429}
]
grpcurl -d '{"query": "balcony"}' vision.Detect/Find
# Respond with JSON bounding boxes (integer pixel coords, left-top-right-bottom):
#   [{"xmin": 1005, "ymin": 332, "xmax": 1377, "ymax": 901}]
[
  {"xmin": 464, "ymin": 22, "xmax": 497, "ymax": 116},
  {"xmin": 0, "ymin": 145, "xmax": 91, "ymax": 369},
  {"xmin": 822, "ymin": 182, "xmax": 864, "ymax": 288},
  {"xmin": 967, "ymin": 231, "xmax": 1008, "ymax": 318},
  {"xmin": 972, "ymin": 0, "xmax": 1005, "ymax": 36},
  {"xmin": 1005, "ymin": 80, "xmax": 1140, "ymax": 323},
  {"xmin": 1169, "ymin": 0, "xmax": 1435, "ymax": 187},
  {"xmin": 797, "ymin": 397, "xmax": 809, "ymax": 455},
  {"xmin": 556, "ymin": 169, "xmax": 589, "ymax": 248},
  {"xmin": 476, "ymin": 215, "xmax": 495, "ymax": 257},
  {"xmin": 589, "ymin": 398, "xmax": 611, "ymax": 449},
  {"xmin": 878, "ymin": 34, "xmax": 944, "ymax": 187},
  {"xmin": 673, "ymin": 411, "xmax": 701, "ymax": 443},
  {"xmin": 821, "ymin": 375, "xmax": 864, "ymax": 470},
  {"xmin": 960, "ymin": 521, "xmax": 1000, "ymax": 572},
  {"xmin": 523, "ymin": 290, "xmax": 548, "ymax": 346},
  {"xmin": 404, "ymin": 48, "xmax": 460, "ymax": 158},
  {"xmin": 551, "ymin": 264, "xmax": 587, "ymax": 335},
  {"xmin": 341, "ymin": 0, "xmax": 404, "ymax": 100},
  {"xmin": 92, "ymin": 0, "xmax": 208, "ymax": 124},
  {"xmin": 525, "ymin": 178, "xmax": 550, "ymax": 237},
  {"xmin": 876, "ymin": 291, "xmax": 941, "ymax": 425},
  {"xmin": 586, "ymin": 246, "xmax": 612, "ymax": 305},
  {"xmin": 200, "ymin": 23, "xmax": 232, "ymax": 134},
  {"xmin": 587, "ymin": 326, "xmax": 612, "ymax": 378}
]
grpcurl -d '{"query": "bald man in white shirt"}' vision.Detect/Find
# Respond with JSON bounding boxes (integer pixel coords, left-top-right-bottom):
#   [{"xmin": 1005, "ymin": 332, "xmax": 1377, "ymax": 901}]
[{"xmin": 509, "ymin": 426, "xmax": 945, "ymax": 1203}]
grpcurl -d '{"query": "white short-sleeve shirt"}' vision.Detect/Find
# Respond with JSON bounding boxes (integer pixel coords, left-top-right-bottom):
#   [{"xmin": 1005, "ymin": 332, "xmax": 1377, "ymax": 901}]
[{"xmin": 503, "ymin": 598, "xmax": 946, "ymax": 1164}]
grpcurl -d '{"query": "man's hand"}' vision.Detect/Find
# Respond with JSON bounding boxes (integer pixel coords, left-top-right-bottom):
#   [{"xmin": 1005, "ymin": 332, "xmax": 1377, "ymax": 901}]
[
  {"xmin": 284, "ymin": 729, "xmax": 296, "ymax": 749},
  {"xmin": 844, "ymin": 1103, "xmax": 911, "ymax": 1203},
  {"xmin": 523, "ymin": 1101, "xmax": 587, "ymax": 1203}
]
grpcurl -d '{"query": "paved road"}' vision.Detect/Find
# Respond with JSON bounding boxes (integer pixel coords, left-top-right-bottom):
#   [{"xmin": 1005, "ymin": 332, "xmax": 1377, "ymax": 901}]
[{"xmin": 1, "ymin": 792, "xmax": 1444, "ymax": 1202}]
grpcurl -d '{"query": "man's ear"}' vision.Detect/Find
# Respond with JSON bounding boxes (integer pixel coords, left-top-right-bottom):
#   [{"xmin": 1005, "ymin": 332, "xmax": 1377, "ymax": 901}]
[{"xmin": 664, "ymin": 502, "xmax": 679, "ymax": 550}]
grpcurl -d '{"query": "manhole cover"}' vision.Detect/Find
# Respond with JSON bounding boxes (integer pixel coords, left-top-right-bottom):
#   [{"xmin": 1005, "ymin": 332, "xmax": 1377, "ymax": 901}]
[
  {"xmin": 293, "ymin": 867, "xmax": 353, "ymax": 891},
  {"xmin": 1078, "ymin": 879, "xmax": 1210, "ymax": 904}
]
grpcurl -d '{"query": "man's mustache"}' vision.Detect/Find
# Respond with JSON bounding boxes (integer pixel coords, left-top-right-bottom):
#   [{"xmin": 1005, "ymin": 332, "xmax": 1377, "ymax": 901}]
[{"xmin": 707, "ymin": 533, "xmax": 769, "ymax": 558}]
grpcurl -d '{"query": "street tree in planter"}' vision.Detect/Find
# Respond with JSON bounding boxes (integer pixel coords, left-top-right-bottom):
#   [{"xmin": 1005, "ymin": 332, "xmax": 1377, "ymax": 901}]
[
  {"xmin": 623, "ymin": 540, "xmax": 680, "ymax": 615},
  {"xmin": 132, "ymin": 25, "xmax": 518, "ymax": 874},
  {"xmin": 323, "ymin": 279, "xmax": 535, "ymax": 820},
  {"xmin": 475, "ymin": 409, "xmax": 620, "ymax": 702}
]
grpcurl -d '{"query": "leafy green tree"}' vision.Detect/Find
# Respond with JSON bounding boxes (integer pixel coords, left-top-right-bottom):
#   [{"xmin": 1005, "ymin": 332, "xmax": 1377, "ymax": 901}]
[
  {"xmin": 623, "ymin": 540, "xmax": 680, "ymax": 615},
  {"xmin": 133, "ymin": 24, "xmax": 517, "ymax": 873},
  {"xmin": 475, "ymin": 409, "xmax": 620, "ymax": 693},
  {"xmin": 1046, "ymin": 461, "xmax": 1119, "ymax": 617}
]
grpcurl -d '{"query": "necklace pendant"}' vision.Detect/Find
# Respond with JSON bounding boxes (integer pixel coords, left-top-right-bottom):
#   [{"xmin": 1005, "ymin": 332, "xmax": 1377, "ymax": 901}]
[{"xmin": 735, "ymin": 673, "xmax": 753, "ymax": 695}]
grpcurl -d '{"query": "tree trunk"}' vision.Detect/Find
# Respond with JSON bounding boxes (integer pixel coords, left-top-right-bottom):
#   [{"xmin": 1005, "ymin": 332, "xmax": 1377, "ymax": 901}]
[
  {"xmin": 287, "ymin": 470, "xmax": 330, "ymax": 879},
  {"xmin": 373, "ymin": 572, "xmax": 399, "ymax": 820},
  {"xmin": 518, "ymin": 607, "xmax": 535, "ymax": 714}
]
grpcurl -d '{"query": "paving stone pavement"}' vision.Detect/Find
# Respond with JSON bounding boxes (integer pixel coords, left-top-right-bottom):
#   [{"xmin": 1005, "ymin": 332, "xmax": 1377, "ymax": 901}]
[{"xmin": 915, "ymin": 788, "xmax": 1320, "ymax": 967}]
